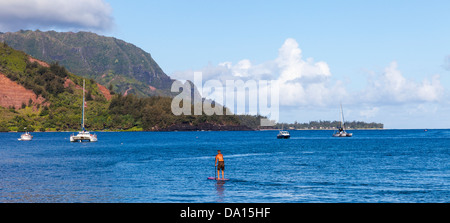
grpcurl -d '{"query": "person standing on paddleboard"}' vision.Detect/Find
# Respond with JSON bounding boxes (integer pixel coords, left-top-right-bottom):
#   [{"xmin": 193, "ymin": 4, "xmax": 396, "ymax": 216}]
[{"xmin": 215, "ymin": 150, "xmax": 225, "ymax": 180}]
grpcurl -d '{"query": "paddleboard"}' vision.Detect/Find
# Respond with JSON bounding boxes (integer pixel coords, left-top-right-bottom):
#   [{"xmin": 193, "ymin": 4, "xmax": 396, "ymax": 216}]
[{"xmin": 207, "ymin": 177, "xmax": 229, "ymax": 181}]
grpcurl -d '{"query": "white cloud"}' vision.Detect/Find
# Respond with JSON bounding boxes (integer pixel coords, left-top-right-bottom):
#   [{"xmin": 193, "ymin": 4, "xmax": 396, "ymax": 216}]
[
  {"xmin": 361, "ymin": 61, "xmax": 444, "ymax": 104},
  {"xmin": 276, "ymin": 38, "xmax": 331, "ymax": 84},
  {"xmin": 172, "ymin": 38, "xmax": 347, "ymax": 108},
  {"xmin": 171, "ymin": 38, "xmax": 446, "ymax": 124},
  {"xmin": 0, "ymin": 0, "xmax": 114, "ymax": 32}
]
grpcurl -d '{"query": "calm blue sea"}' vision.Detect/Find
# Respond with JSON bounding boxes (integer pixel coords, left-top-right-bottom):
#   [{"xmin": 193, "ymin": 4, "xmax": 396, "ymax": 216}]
[{"xmin": 0, "ymin": 130, "xmax": 448, "ymax": 203}]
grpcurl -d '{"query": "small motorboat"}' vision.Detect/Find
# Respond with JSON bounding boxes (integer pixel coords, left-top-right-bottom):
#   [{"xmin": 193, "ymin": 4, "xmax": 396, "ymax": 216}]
[
  {"xmin": 277, "ymin": 130, "xmax": 290, "ymax": 139},
  {"xmin": 18, "ymin": 131, "xmax": 33, "ymax": 141}
]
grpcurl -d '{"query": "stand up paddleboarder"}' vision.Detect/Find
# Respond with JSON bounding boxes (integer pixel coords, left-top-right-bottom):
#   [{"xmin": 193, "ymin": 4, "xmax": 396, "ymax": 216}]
[{"xmin": 215, "ymin": 150, "xmax": 225, "ymax": 180}]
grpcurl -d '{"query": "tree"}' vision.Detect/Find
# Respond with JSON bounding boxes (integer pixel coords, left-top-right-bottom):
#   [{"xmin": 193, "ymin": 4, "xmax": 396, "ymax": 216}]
[
  {"xmin": 86, "ymin": 90, "xmax": 93, "ymax": 101},
  {"xmin": 108, "ymin": 84, "xmax": 115, "ymax": 94}
]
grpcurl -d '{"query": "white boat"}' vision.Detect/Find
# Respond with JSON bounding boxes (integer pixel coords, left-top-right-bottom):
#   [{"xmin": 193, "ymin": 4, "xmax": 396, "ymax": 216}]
[
  {"xmin": 70, "ymin": 79, "xmax": 97, "ymax": 142},
  {"xmin": 333, "ymin": 128, "xmax": 352, "ymax": 137},
  {"xmin": 70, "ymin": 130, "xmax": 97, "ymax": 142},
  {"xmin": 18, "ymin": 131, "xmax": 33, "ymax": 141},
  {"xmin": 277, "ymin": 130, "xmax": 290, "ymax": 139},
  {"xmin": 333, "ymin": 103, "xmax": 353, "ymax": 137}
]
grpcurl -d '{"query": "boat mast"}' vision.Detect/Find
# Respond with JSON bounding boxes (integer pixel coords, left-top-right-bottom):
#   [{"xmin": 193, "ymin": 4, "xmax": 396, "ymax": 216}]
[{"xmin": 82, "ymin": 79, "xmax": 85, "ymax": 132}]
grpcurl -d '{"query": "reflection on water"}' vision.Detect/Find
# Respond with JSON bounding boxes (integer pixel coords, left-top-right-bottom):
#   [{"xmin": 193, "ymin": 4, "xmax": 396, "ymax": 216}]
[{"xmin": 215, "ymin": 181, "xmax": 226, "ymax": 202}]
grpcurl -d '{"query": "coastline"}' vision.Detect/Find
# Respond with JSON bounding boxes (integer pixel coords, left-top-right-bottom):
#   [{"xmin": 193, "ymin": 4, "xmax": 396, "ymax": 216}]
[{"xmin": 14, "ymin": 128, "xmax": 450, "ymax": 133}]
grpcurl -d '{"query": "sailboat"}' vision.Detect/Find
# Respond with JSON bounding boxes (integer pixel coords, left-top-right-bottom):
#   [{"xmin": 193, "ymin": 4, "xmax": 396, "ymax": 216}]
[
  {"xmin": 332, "ymin": 103, "xmax": 352, "ymax": 137},
  {"xmin": 70, "ymin": 79, "xmax": 97, "ymax": 142}
]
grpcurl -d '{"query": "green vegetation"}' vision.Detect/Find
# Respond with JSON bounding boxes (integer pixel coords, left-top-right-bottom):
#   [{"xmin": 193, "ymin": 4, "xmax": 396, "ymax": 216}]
[
  {"xmin": 0, "ymin": 42, "xmax": 110, "ymax": 132},
  {"xmin": 0, "ymin": 92, "xmax": 245, "ymax": 132},
  {"xmin": 272, "ymin": 120, "xmax": 384, "ymax": 130},
  {"xmin": 0, "ymin": 30, "xmax": 174, "ymax": 97},
  {"xmin": 108, "ymin": 94, "xmax": 241, "ymax": 131},
  {"xmin": 0, "ymin": 43, "xmax": 244, "ymax": 132}
]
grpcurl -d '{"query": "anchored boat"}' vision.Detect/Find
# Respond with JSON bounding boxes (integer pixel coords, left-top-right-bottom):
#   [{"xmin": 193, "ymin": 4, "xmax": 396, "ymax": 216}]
[
  {"xmin": 70, "ymin": 79, "xmax": 97, "ymax": 142},
  {"xmin": 333, "ymin": 103, "xmax": 352, "ymax": 137},
  {"xmin": 70, "ymin": 130, "xmax": 97, "ymax": 142},
  {"xmin": 18, "ymin": 131, "xmax": 33, "ymax": 141},
  {"xmin": 277, "ymin": 130, "xmax": 291, "ymax": 139},
  {"xmin": 277, "ymin": 124, "xmax": 290, "ymax": 139}
]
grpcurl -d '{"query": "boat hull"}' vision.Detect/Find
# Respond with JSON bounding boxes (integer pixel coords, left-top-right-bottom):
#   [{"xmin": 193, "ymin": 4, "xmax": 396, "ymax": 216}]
[
  {"xmin": 70, "ymin": 137, "xmax": 97, "ymax": 142},
  {"xmin": 277, "ymin": 135, "xmax": 290, "ymax": 139},
  {"xmin": 332, "ymin": 132, "xmax": 352, "ymax": 137},
  {"xmin": 18, "ymin": 133, "xmax": 33, "ymax": 141},
  {"xmin": 70, "ymin": 132, "xmax": 97, "ymax": 142},
  {"xmin": 277, "ymin": 136, "xmax": 290, "ymax": 139}
]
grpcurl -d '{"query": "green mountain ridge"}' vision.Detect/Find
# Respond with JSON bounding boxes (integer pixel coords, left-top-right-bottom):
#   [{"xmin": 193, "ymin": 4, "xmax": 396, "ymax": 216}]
[
  {"xmin": 0, "ymin": 30, "xmax": 174, "ymax": 97},
  {"xmin": 0, "ymin": 43, "xmax": 249, "ymax": 132},
  {"xmin": 0, "ymin": 31, "xmax": 382, "ymax": 132}
]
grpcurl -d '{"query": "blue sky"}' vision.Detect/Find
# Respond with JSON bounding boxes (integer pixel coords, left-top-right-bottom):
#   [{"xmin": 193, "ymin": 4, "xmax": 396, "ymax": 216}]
[
  {"xmin": 1, "ymin": 0, "xmax": 450, "ymax": 128},
  {"xmin": 107, "ymin": 0, "xmax": 449, "ymax": 74}
]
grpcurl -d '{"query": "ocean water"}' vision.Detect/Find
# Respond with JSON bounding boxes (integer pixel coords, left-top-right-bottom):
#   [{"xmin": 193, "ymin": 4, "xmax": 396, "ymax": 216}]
[{"xmin": 0, "ymin": 130, "xmax": 448, "ymax": 203}]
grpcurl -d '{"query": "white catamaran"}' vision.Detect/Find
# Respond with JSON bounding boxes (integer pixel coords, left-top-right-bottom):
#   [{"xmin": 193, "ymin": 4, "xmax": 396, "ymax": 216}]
[
  {"xmin": 333, "ymin": 103, "xmax": 353, "ymax": 137},
  {"xmin": 70, "ymin": 79, "xmax": 97, "ymax": 142}
]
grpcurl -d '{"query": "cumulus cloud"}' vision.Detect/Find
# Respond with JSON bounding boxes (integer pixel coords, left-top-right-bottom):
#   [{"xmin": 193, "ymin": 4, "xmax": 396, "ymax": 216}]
[
  {"xmin": 0, "ymin": 0, "xmax": 114, "ymax": 32},
  {"xmin": 273, "ymin": 39, "xmax": 345, "ymax": 106},
  {"xmin": 361, "ymin": 61, "xmax": 444, "ymax": 104},
  {"xmin": 171, "ymin": 38, "xmax": 446, "ymax": 119},
  {"xmin": 276, "ymin": 38, "xmax": 331, "ymax": 84},
  {"xmin": 172, "ymin": 38, "xmax": 348, "ymax": 108}
]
